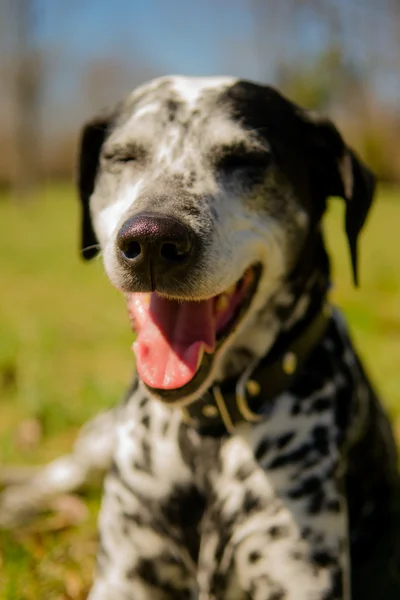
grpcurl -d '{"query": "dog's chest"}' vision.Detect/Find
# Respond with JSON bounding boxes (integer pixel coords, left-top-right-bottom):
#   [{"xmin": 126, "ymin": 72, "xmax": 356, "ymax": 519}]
[
  {"xmin": 111, "ymin": 366, "xmax": 352, "ymax": 600},
  {"xmin": 116, "ymin": 322, "xmax": 352, "ymax": 536},
  {"xmin": 119, "ymin": 314, "xmax": 354, "ymax": 494},
  {"xmin": 106, "ymin": 317, "xmax": 383, "ymax": 600}
]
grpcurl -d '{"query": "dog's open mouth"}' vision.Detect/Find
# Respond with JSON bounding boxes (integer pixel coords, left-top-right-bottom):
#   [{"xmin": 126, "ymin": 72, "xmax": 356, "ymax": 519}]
[{"xmin": 126, "ymin": 264, "xmax": 261, "ymax": 395}]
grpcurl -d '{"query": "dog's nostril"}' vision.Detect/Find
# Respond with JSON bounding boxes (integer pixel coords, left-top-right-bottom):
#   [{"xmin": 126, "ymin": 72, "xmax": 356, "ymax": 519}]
[
  {"xmin": 122, "ymin": 241, "xmax": 142, "ymax": 260},
  {"xmin": 160, "ymin": 242, "xmax": 189, "ymax": 262}
]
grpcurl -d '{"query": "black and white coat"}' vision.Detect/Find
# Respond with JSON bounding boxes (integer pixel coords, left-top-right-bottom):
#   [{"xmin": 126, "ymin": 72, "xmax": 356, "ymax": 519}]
[{"xmin": 90, "ymin": 312, "xmax": 398, "ymax": 600}]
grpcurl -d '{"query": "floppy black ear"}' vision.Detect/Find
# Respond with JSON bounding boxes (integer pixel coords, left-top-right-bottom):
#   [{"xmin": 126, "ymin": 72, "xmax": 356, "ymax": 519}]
[
  {"xmin": 307, "ymin": 116, "xmax": 376, "ymax": 286},
  {"xmin": 341, "ymin": 149, "xmax": 376, "ymax": 286},
  {"xmin": 77, "ymin": 114, "xmax": 112, "ymax": 260}
]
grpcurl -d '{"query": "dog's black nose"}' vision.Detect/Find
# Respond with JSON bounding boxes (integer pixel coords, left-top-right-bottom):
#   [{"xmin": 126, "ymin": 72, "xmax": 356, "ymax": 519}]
[{"xmin": 117, "ymin": 213, "xmax": 193, "ymax": 276}]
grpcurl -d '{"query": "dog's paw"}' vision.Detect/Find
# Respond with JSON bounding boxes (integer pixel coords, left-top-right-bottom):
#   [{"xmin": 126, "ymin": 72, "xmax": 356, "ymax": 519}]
[{"xmin": 0, "ymin": 481, "xmax": 48, "ymax": 528}]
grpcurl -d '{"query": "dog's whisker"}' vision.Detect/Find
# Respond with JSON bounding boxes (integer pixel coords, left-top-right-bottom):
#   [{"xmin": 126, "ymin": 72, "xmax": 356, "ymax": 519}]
[{"xmin": 82, "ymin": 243, "xmax": 101, "ymax": 252}]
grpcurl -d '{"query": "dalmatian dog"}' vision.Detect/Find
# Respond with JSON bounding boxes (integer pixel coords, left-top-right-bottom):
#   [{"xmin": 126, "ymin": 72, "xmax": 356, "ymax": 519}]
[{"xmin": 1, "ymin": 76, "xmax": 399, "ymax": 599}]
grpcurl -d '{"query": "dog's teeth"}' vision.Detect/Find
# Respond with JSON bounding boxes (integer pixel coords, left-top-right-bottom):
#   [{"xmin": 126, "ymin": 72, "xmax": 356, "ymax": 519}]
[
  {"xmin": 196, "ymin": 346, "xmax": 204, "ymax": 370},
  {"xmin": 216, "ymin": 293, "xmax": 230, "ymax": 313}
]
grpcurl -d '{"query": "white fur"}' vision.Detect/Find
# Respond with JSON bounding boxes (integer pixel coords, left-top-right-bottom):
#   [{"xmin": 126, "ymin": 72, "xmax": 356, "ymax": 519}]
[
  {"xmin": 172, "ymin": 75, "xmax": 237, "ymax": 106},
  {"xmin": 95, "ymin": 180, "xmax": 144, "ymax": 243}
]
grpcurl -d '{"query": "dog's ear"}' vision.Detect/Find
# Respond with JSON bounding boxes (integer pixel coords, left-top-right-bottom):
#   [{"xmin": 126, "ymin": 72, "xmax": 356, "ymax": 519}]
[
  {"xmin": 306, "ymin": 115, "xmax": 376, "ymax": 286},
  {"xmin": 77, "ymin": 113, "xmax": 113, "ymax": 260}
]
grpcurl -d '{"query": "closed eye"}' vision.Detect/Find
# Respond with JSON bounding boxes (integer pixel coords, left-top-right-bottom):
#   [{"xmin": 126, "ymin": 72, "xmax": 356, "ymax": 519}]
[
  {"xmin": 216, "ymin": 147, "xmax": 272, "ymax": 174},
  {"xmin": 102, "ymin": 143, "xmax": 147, "ymax": 165},
  {"xmin": 112, "ymin": 154, "xmax": 137, "ymax": 164}
]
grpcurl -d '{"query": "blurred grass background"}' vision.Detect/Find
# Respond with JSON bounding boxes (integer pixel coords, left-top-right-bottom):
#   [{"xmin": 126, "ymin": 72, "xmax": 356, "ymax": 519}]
[
  {"xmin": 0, "ymin": 184, "xmax": 134, "ymax": 599},
  {"xmin": 0, "ymin": 182, "xmax": 399, "ymax": 598}
]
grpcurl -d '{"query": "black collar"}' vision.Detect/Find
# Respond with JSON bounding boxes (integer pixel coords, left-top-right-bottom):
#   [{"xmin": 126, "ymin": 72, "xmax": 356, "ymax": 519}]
[{"xmin": 181, "ymin": 305, "xmax": 331, "ymax": 434}]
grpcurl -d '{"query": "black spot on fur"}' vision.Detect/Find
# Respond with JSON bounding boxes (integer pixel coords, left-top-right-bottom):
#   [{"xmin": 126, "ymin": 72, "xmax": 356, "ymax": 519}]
[
  {"xmin": 140, "ymin": 414, "xmax": 150, "ymax": 428},
  {"xmin": 308, "ymin": 489, "xmax": 326, "ymax": 514},
  {"xmin": 276, "ymin": 431, "xmax": 295, "ymax": 449},
  {"xmin": 210, "ymin": 572, "xmax": 230, "ymax": 596},
  {"xmin": 255, "ymin": 438, "xmax": 271, "ymax": 461},
  {"xmin": 122, "ymin": 510, "xmax": 148, "ymax": 528},
  {"xmin": 243, "ymin": 490, "xmax": 263, "ymax": 514},
  {"xmin": 311, "ymin": 396, "xmax": 332, "ymax": 412},
  {"xmin": 132, "ymin": 557, "xmax": 192, "ymax": 596},
  {"xmin": 298, "ymin": 455, "xmax": 320, "ymax": 471},
  {"xmin": 275, "ymin": 303, "xmax": 294, "ymax": 321},
  {"xmin": 133, "ymin": 438, "xmax": 152, "ymax": 474},
  {"xmin": 128, "ymin": 558, "xmax": 152, "ymax": 582},
  {"xmin": 268, "ymin": 524, "xmax": 290, "ymax": 539},
  {"xmin": 138, "ymin": 396, "xmax": 147, "ymax": 409},
  {"xmin": 214, "ymin": 527, "xmax": 233, "ymax": 565},
  {"xmin": 249, "ymin": 574, "xmax": 286, "ymax": 600},
  {"xmin": 289, "ymin": 475, "xmax": 321, "ymax": 499},
  {"xmin": 326, "ymin": 498, "xmax": 341, "ymax": 512},
  {"xmin": 163, "ymin": 485, "xmax": 205, "ymax": 562},
  {"xmin": 109, "ymin": 460, "xmax": 120, "ymax": 478},
  {"xmin": 166, "ymin": 99, "xmax": 181, "ymax": 121},
  {"xmin": 268, "ymin": 591, "xmax": 286, "ymax": 600},
  {"xmin": 248, "ymin": 550, "xmax": 262, "ymax": 563},
  {"xmin": 290, "ymin": 400, "xmax": 302, "ymax": 416},
  {"xmin": 312, "ymin": 550, "xmax": 337, "ymax": 568},
  {"xmin": 334, "ymin": 381, "xmax": 353, "ymax": 439},
  {"xmin": 312, "ymin": 425, "xmax": 330, "ymax": 455},
  {"xmin": 268, "ymin": 441, "xmax": 312, "ymax": 469}
]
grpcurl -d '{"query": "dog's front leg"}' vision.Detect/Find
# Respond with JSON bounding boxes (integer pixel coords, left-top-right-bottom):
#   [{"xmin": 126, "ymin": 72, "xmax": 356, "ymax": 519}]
[
  {"xmin": 88, "ymin": 400, "xmax": 199, "ymax": 600},
  {"xmin": 88, "ymin": 471, "xmax": 197, "ymax": 600},
  {"xmin": 0, "ymin": 407, "xmax": 117, "ymax": 528}
]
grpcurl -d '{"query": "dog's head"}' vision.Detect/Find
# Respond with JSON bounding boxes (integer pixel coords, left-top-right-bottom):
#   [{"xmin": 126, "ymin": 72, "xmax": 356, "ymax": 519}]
[{"xmin": 77, "ymin": 76, "xmax": 375, "ymax": 404}]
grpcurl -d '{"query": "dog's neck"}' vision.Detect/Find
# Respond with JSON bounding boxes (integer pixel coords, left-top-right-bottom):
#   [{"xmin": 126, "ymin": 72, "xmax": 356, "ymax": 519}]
[
  {"xmin": 219, "ymin": 232, "xmax": 330, "ymax": 382},
  {"xmin": 183, "ymin": 234, "xmax": 332, "ymax": 431}
]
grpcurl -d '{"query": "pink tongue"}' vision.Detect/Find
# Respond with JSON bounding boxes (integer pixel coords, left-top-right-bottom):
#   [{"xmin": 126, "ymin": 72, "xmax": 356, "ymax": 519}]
[{"xmin": 128, "ymin": 294, "xmax": 216, "ymax": 390}]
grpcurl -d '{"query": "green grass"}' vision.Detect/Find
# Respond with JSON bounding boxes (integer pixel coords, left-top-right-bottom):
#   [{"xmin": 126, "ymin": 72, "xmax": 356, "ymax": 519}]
[{"xmin": 0, "ymin": 182, "xmax": 399, "ymax": 598}]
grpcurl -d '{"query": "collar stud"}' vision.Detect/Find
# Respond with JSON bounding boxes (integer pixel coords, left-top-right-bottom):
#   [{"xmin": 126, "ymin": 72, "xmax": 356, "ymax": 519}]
[
  {"xmin": 202, "ymin": 404, "xmax": 219, "ymax": 418},
  {"xmin": 246, "ymin": 379, "xmax": 261, "ymax": 397},
  {"xmin": 282, "ymin": 351, "xmax": 297, "ymax": 375}
]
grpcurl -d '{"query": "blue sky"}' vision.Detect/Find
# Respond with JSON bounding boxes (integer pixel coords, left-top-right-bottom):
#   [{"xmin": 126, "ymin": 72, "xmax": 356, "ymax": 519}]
[
  {"xmin": 27, "ymin": 1, "xmax": 337, "ymax": 124},
  {"xmin": 34, "ymin": 1, "xmax": 266, "ymax": 79},
  {"xmin": 26, "ymin": 0, "xmax": 275, "ymax": 130},
  {"xmin": 30, "ymin": 0, "xmax": 397, "ymax": 81},
  {"xmin": 3, "ymin": 0, "xmax": 398, "ymax": 135}
]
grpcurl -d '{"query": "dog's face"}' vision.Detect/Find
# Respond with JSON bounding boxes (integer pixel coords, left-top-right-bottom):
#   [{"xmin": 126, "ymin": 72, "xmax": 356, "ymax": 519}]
[{"xmin": 78, "ymin": 76, "xmax": 375, "ymax": 404}]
